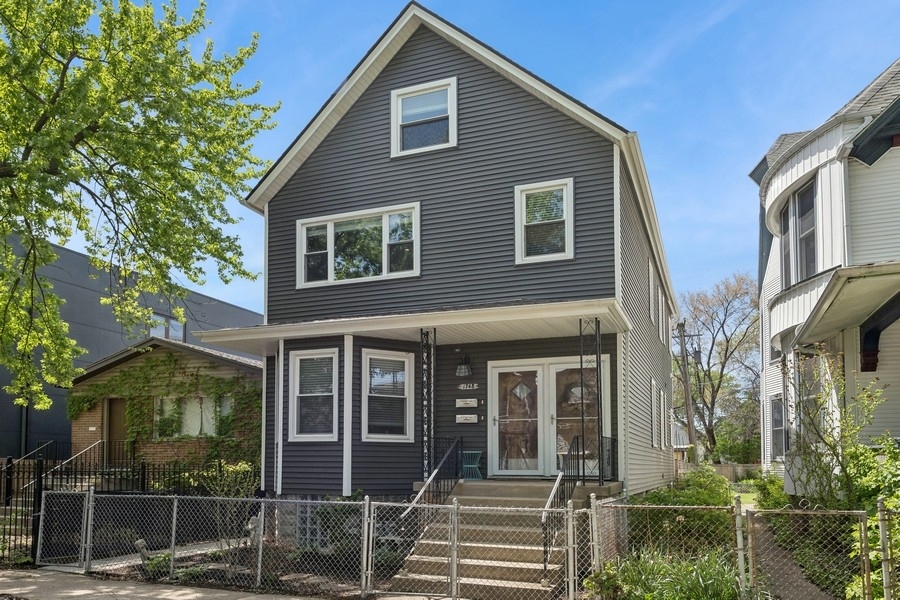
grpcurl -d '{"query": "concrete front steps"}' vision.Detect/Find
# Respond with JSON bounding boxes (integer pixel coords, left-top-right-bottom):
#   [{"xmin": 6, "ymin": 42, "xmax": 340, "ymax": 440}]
[{"xmin": 390, "ymin": 479, "xmax": 621, "ymax": 600}]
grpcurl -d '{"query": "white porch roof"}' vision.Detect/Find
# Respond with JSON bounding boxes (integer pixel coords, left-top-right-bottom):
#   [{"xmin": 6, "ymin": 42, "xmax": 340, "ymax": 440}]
[
  {"xmin": 794, "ymin": 262, "xmax": 900, "ymax": 345},
  {"xmin": 196, "ymin": 298, "xmax": 631, "ymax": 355}
]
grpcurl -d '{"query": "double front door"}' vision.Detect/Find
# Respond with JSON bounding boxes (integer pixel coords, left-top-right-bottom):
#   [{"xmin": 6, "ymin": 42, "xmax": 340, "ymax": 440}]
[{"xmin": 487, "ymin": 356, "xmax": 610, "ymax": 477}]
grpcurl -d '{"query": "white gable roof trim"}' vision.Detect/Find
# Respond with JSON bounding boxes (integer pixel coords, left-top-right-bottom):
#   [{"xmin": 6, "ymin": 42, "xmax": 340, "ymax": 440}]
[{"xmin": 244, "ymin": 1, "xmax": 628, "ymax": 214}]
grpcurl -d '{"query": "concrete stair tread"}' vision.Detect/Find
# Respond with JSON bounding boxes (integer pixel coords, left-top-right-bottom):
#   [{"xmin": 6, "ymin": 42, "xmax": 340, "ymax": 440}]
[
  {"xmin": 394, "ymin": 571, "xmax": 558, "ymax": 590},
  {"xmin": 406, "ymin": 554, "xmax": 563, "ymax": 571}
]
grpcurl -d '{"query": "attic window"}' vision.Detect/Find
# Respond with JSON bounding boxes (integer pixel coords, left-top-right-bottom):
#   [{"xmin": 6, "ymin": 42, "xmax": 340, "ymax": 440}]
[{"xmin": 391, "ymin": 78, "xmax": 457, "ymax": 157}]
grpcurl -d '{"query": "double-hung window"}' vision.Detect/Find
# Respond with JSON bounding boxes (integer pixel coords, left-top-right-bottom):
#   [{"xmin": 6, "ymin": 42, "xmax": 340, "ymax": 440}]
[
  {"xmin": 514, "ymin": 178, "xmax": 574, "ymax": 264},
  {"xmin": 289, "ymin": 349, "xmax": 339, "ymax": 442},
  {"xmin": 297, "ymin": 203, "xmax": 419, "ymax": 286},
  {"xmin": 362, "ymin": 349, "xmax": 414, "ymax": 442},
  {"xmin": 391, "ymin": 77, "xmax": 457, "ymax": 157},
  {"xmin": 780, "ymin": 180, "xmax": 816, "ymax": 288},
  {"xmin": 770, "ymin": 394, "xmax": 787, "ymax": 459}
]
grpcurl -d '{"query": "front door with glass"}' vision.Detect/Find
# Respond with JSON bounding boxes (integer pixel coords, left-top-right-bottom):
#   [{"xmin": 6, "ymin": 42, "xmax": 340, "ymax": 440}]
[{"xmin": 488, "ymin": 357, "xmax": 609, "ymax": 477}]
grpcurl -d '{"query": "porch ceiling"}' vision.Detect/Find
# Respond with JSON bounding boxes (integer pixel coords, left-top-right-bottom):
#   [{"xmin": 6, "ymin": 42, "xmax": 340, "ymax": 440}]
[
  {"xmin": 196, "ymin": 299, "xmax": 631, "ymax": 355},
  {"xmin": 795, "ymin": 262, "xmax": 900, "ymax": 345}
]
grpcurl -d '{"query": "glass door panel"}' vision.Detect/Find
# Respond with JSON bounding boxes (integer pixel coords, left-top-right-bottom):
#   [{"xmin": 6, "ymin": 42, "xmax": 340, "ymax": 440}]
[
  {"xmin": 554, "ymin": 366, "xmax": 599, "ymax": 472},
  {"xmin": 496, "ymin": 369, "xmax": 540, "ymax": 474}
]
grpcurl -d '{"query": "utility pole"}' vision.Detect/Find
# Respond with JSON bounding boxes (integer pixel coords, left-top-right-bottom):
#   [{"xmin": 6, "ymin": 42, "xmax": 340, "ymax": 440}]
[{"xmin": 676, "ymin": 320, "xmax": 698, "ymax": 464}]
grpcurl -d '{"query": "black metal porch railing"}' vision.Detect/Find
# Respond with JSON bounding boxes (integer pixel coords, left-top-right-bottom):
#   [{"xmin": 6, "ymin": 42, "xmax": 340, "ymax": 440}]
[
  {"xmin": 601, "ymin": 436, "xmax": 618, "ymax": 481},
  {"xmin": 401, "ymin": 437, "xmax": 461, "ymax": 519},
  {"xmin": 541, "ymin": 435, "xmax": 581, "ymax": 583}
]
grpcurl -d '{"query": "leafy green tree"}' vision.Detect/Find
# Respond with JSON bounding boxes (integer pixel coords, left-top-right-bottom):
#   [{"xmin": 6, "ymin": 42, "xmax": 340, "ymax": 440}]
[
  {"xmin": 0, "ymin": 0, "xmax": 276, "ymax": 407},
  {"xmin": 673, "ymin": 273, "xmax": 759, "ymax": 459}
]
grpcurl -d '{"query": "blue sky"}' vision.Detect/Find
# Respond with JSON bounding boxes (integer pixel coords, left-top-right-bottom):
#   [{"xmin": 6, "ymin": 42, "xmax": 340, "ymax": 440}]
[{"xmin": 174, "ymin": 0, "xmax": 900, "ymax": 314}]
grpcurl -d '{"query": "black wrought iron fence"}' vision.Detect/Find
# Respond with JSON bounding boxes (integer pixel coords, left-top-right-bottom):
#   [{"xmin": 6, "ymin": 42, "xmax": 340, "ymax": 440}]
[{"xmin": 1, "ymin": 456, "xmax": 259, "ymax": 564}]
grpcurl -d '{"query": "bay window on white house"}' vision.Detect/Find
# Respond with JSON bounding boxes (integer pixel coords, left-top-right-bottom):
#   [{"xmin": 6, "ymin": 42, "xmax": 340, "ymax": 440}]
[
  {"xmin": 780, "ymin": 180, "xmax": 816, "ymax": 288},
  {"xmin": 362, "ymin": 349, "xmax": 414, "ymax": 442},
  {"xmin": 297, "ymin": 203, "xmax": 419, "ymax": 287}
]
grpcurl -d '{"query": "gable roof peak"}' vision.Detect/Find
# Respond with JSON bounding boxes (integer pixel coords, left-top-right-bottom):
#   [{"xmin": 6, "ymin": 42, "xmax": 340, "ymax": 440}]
[{"xmin": 242, "ymin": 2, "xmax": 629, "ymax": 214}]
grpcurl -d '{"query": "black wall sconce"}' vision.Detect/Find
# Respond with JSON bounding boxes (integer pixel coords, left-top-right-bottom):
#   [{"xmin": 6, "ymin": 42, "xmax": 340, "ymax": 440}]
[{"xmin": 455, "ymin": 354, "xmax": 472, "ymax": 377}]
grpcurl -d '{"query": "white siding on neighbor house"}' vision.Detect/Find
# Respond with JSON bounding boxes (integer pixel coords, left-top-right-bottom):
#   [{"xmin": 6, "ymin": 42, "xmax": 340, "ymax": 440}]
[
  {"xmin": 763, "ymin": 120, "xmax": 864, "ymax": 219},
  {"xmin": 760, "ymin": 239, "xmax": 783, "ymax": 472},
  {"xmin": 816, "ymin": 160, "xmax": 847, "ymax": 271},
  {"xmin": 860, "ymin": 320, "xmax": 900, "ymax": 444},
  {"xmin": 848, "ymin": 148, "xmax": 900, "ymax": 265},
  {"xmin": 769, "ymin": 271, "xmax": 832, "ymax": 347}
]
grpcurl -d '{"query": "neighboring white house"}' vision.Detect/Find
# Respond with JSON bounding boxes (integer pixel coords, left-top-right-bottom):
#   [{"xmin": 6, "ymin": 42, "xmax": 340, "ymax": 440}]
[{"xmin": 754, "ymin": 59, "xmax": 900, "ymax": 487}]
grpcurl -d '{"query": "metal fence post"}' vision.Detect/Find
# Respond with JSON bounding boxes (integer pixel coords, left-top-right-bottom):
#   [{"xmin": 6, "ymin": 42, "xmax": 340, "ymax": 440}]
[
  {"xmin": 3, "ymin": 456, "xmax": 12, "ymax": 507},
  {"xmin": 360, "ymin": 496, "xmax": 372, "ymax": 598},
  {"xmin": 734, "ymin": 495, "xmax": 747, "ymax": 593},
  {"xmin": 589, "ymin": 493, "xmax": 600, "ymax": 572},
  {"xmin": 746, "ymin": 510, "xmax": 756, "ymax": 589},
  {"xmin": 255, "ymin": 499, "xmax": 265, "ymax": 589},
  {"xmin": 566, "ymin": 500, "xmax": 576, "ymax": 600},
  {"xmin": 880, "ymin": 497, "xmax": 892, "ymax": 600},
  {"xmin": 449, "ymin": 498, "xmax": 459, "ymax": 600},
  {"xmin": 84, "ymin": 486, "xmax": 96, "ymax": 573},
  {"xmin": 30, "ymin": 457, "xmax": 44, "ymax": 563},
  {"xmin": 169, "ymin": 497, "xmax": 179, "ymax": 579}
]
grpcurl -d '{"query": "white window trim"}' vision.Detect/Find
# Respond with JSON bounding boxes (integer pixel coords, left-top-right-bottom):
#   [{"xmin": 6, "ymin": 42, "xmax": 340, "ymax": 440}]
[
  {"xmin": 651, "ymin": 378, "xmax": 658, "ymax": 448},
  {"xmin": 780, "ymin": 178, "xmax": 817, "ymax": 288},
  {"xmin": 390, "ymin": 77, "xmax": 458, "ymax": 158},
  {"xmin": 658, "ymin": 387, "xmax": 665, "ymax": 448},
  {"xmin": 361, "ymin": 348, "xmax": 415, "ymax": 443},
  {"xmin": 296, "ymin": 202, "xmax": 420, "ymax": 288},
  {"xmin": 514, "ymin": 177, "xmax": 575, "ymax": 265},
  {"xmin": 288, "ymin": 349, "xmax": 339, "ymax": 442}
]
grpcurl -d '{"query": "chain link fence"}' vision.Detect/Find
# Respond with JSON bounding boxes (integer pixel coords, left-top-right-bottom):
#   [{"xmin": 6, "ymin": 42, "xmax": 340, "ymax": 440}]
[
  {"xmin": 747, "ymin": 508, "xmax": 869, "ymax": 600},
  {"xmin": 35, "ymin": 489, "xmax": 888, "ymax": 599}
]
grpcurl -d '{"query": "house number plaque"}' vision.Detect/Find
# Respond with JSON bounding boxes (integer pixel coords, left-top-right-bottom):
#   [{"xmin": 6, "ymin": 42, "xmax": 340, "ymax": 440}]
[{"xmin": 457, "ymin": 383, "xmax": 479, "ymax": 390}]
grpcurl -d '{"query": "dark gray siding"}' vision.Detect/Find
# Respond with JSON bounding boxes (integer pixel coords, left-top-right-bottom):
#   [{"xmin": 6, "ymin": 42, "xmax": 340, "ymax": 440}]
[
  {"xmin": 350, "ymin": 337, "xmax": 421, "ymax": 496},
  {"xmin": 279, "ymin": 337, "xmax": 345, "ymax": 496},
  {"xmin": 267, "ymin": 25, "xmax": 616, "ymax": 323},
  {"xmin": 619, "ymin": 162, "xmax": 674, "ymax": 494},
  {"xmin": 277, "ymin": 336, "xmax": 422, "ymax": 497},
  {"xmin": 433, "ymin": 336, "xmax": 618, "ymax": 475},
  {"xmin": 263, "ymin": 355, "xmax": 276, "ymax": 492}
]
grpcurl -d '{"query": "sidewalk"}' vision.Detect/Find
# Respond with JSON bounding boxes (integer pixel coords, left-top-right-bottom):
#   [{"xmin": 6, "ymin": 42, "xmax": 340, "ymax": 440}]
[
  {"xmin": 0, "ymin": 567, "xmax": 318, "ymax": 600},
  {"xmin": 0, "ymin": 567, "xmax": 428, "ymax": 600}
]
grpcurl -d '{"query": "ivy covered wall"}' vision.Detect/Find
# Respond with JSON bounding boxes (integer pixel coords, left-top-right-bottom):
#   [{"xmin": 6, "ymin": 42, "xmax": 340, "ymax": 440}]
[{"xmin": 68, "ymin": 348, "xmax": 262, "ymax": 464}]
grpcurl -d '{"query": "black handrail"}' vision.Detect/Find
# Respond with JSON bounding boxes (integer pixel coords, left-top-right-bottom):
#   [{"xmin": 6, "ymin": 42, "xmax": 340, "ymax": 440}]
[
  {"xmin": 541, "ymin": 435, "xmax": 581, "ymax": 584},
  {"xmin": 401, "ymin": 437, "xmax": 461, "ymax": 518}
]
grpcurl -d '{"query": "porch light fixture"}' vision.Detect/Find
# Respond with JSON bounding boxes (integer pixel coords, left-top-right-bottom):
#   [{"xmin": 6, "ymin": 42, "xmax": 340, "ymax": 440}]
[{"xmin": 455, "ymin": 354, "xmax": 472, "ymax": 377}]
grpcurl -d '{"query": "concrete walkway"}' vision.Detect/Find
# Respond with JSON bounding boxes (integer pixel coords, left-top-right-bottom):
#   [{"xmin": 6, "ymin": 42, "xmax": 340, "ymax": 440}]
[
  {"xmin": 0, "ymin": 567, "xmax": 317, "ymax": 600},
  {"xmin": 0, "ymin": 567, "xmax": 436, "ymax": 600}
]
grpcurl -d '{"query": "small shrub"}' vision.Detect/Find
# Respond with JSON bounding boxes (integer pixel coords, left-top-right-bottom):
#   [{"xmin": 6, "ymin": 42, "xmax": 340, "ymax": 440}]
[
  {"xmin": 144, "ymin": 552, "xmax": 170, "ymax": 579},
  {"xmin": 752, "ymin": 473, "xmax": 790, "ymax": 510},
  {"xmin": 584, "ymin": 549, "xmax": 766, "ymax": 600},
  {"xmin": 631, "ymin": 466, "xmax": 733, "ymax": 555},
  {"xmin": 641, "ymin": 465, "xmax": 732, "ymax": 507}
]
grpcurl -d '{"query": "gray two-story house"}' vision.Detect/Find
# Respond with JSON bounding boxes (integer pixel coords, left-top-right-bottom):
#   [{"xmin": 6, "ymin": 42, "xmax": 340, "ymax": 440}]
[{"xmin": 201, "ymin": 2, "xmax": 676, "ymax": 499}]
